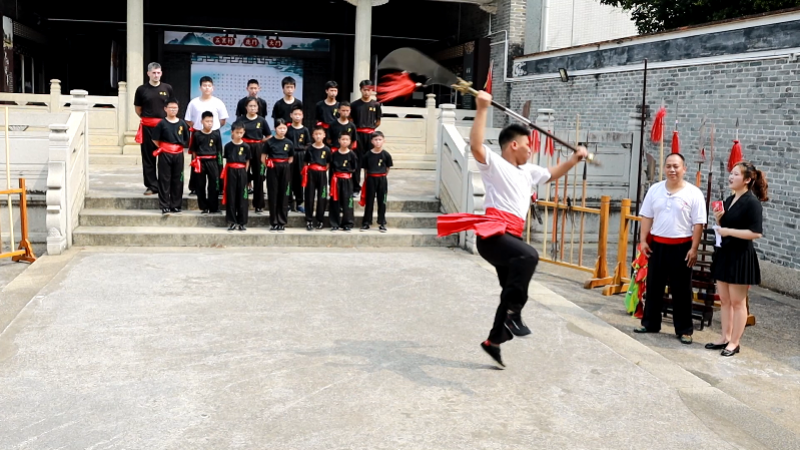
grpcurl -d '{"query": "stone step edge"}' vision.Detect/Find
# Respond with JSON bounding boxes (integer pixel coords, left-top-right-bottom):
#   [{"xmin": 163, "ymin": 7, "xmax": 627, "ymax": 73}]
[
  {"xmin": 78, "ymin": 209, "xmax": 441, "ymax": 218},
  {"xmin": 73, "ymin": 226, "xmax": 442, "ymax": 235}
]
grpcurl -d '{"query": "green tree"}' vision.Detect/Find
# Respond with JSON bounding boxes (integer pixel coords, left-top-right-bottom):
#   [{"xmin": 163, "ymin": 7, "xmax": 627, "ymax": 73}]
[{"xmin": 599, "ymin": 0, "xmax": 800, "ymax": 34}]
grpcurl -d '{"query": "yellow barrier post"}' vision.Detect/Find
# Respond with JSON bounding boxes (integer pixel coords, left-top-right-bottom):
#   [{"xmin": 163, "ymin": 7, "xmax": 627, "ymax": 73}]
[{"xmin": 584, "ymin": 195, "xmax": 613, "ymax": 289}]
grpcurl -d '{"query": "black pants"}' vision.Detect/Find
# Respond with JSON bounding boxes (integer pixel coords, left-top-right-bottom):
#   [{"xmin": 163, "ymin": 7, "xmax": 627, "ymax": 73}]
[
  {"xmin": 196, "ymin": 159, "xmax": 220, "ymax": 212},
  {"xmin": 249, "ymin": 143, "xmax": 266, "ymax": 210},
  {"xmin": 362, "ymin": 175, "xmax": 388, "ymax": 225},
  {"xmin": 267, "ymin": 162, "xmax": 291, "ymax": 226},
  {"xmin": 156, "ymin": 152, "xmax": 184, "ymax": 210},
  {"xmin": 354, "ymin": 131, "xmax": 373, "ymax": 192},
  {"xmin": 329, "ymin": 176, "xmax": 354, "ymax": 228},
  {"xmin": 225, "ymin": 168, "xmax": 248, "ymax": 225},
  {"xmin": 477, "ymin": 233, "xmax": 540, "ymax": 345},
  {"xmin": 141, "ymin": 126, "xmax": 159, "ymax": 192},
  {"xmin": 290, "ymin": 150, "xmax": 306, "ymax": 207},
  {"xmin": 304, "ymin": 169, "xmax": 328, "ymax": 225},
  {"xmin": 188, "ymin": 156, "xmax": 199, "ymax": 193},
  {"xmin": 642, "ymin": 240, "xmax": 694, "ymax": 336}
]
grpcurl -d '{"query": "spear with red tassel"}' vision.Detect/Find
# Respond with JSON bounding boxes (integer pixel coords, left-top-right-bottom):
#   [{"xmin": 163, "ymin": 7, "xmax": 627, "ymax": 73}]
[
  {"xmin": 650, "ymin": 105, "xmax": 666, "ymax": 180},
  {"xmin": 728, "ymin": 118, "xmax": 743, "ymax": 173},
  {"xmin": 377, "ymin": 47, "xmax": 599, "ymax": 165}
]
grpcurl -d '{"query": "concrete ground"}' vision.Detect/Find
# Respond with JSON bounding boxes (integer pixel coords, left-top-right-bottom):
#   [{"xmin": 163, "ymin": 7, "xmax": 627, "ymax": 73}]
[{"xmin": 1, "ymin": 247, "xmax": 798, "ymax": 449}]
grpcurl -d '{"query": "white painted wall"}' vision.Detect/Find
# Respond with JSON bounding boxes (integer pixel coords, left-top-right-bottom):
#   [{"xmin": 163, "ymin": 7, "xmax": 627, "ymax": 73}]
[{"xmin": 545, "ymin": 0, "xmax": 637, "ymax": 51}]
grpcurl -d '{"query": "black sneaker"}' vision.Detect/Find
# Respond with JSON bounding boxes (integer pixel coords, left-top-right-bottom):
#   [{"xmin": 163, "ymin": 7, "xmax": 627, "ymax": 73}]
[
  {"xmin": 331, "ymin": 226, "xmax": 339, "ymax": 232},
  {"xmin": 161, "ymin": 208, "xmax": 170, "ymax": 215},
  {"xmin": 170, "ymin": 208, "xmax": 181, "ymax": 214},
  {"xmin": 201, "ymin": 209, "xmax": 210, "ymax": 214},
  {"xmin": 188, "ymin": 191, "xmax": 197, "ymax": 197},
  {"xmin": 270, "ymin": 225, "xmax": 277, "ymax": 231},
  {"xmin": 379, "ymin": 225, "xmax": 387, "ymax": 233},
  {"xmin": 306, "ymin": 223, "xmax": 314, "ymax": 231},
  {"xmin": 480, "ymin": 341, "xmax": 505, "ymax": 369},
  {"xmin": 255, "ymin": 208, "xmax": 263, "ymax": 214},
  {"xmin": 248, "ymin": 188, "xmax": 254, "ymax": 195},
  {"xmin": 145, "ymin": 189, "xmax": 155, "ymax": 196},
  {"xmin": 238, "ymin": 224, "xmax": 246, "ymax": 232},
  {"xmin": 343, "ymin": 226, "xmax": 351, "ymax": 232},
  {"xmin": 228, "ymin": 224, "xmax": 236, "ymax": 231},
  {"xmin": 277, "ymin": 225, "xmax": 285, "ymax": 232},
  {"xmin": 506, "ymin": 314, "xmax": 532, "ymax": 337},
  {"xmin": 361, "ymin": 224, "xmax": 370, "ymax": 232},
  {"xmin": 315, "ymin": 223, "xmax": 324, "ymax": 230}
]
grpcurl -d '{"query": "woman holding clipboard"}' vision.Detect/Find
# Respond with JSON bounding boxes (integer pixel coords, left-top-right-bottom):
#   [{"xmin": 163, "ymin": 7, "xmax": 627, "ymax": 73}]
[{"xmin": 707, "ymin": 162, "xmax": 769, "ymax": 357}]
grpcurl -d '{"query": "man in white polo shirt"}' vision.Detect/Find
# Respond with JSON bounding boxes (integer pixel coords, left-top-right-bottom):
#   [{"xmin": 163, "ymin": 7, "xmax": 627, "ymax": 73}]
[
  {"xmin": 634, "ymin": 153, "xmax": 707, "ymax": 344},
  {"xmin": 437, "ymin": 91, "xmax": 588, "ymax": 368}
]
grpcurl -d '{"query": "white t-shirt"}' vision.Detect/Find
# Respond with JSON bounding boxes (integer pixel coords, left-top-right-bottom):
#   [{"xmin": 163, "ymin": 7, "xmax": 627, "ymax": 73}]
[
  {"xmin": 640, "ymin": 180, "xmax": 707, "ymax": 238},
  {"xmin": 476, "ymin": 146, "xmax": 551, "ymax": 220},
  {"xmin": 185, "ymin": 97, "xmax": 229, "ymax": 131}
]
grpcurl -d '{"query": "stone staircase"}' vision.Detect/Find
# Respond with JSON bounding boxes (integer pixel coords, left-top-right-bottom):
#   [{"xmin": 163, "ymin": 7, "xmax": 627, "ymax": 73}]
[{"xmin": 73, "ymin": 194, "xmax": 455, "ymax": 248}]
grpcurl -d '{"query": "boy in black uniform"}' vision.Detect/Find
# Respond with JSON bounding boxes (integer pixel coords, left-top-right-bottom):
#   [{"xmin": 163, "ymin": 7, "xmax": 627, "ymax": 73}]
[
  {"xmin": 303, "ymin": 126, "xmax": 332, "ymax": 231},
  {"xmin": 350, "ymin": 80, "xmax": 382, "ymax": 196},
  {"xmin": 235, "ymin": 79, "xmax": 269, "ymax": 118},
  {"xmin": 133, "ymin": 62, "xmax": 173, "ymax": 195},
  {"xmin": 263, "ymin": 119, "xmax": 295, "ymax": 231},
  {"xmin": 286, "ymin": 106, "xmax": 311, "ymax": 213},
  {"xmin": 329, "ymin": 133, "xmax": 358, "ymax": 232},
  {"xmin": 315, "ymin": 81, "xmax": 340, "ymax": 142},
  {"xmin": 359, "ymin": 131, "xmax": 393, "ymax": 232},
  {"xmin": 239, "ymin": 97, "xmax": 272, "ymax": 214},
  {"xmin": 271, "ymin": 76, "xmax": 303, "ymax": 127},
  {"xmin": 327, "ymin": 102, "xmax": 356, "ymax": 152},
  {"xmin": 222, "ymin": 122, "xmax": 250, "ymax": 231},
  {"xmin": 189, "ymin": 111, "xmax": 223, "ymax": 214},
  {"xmin": 151, "ymin": 99, "xmax": 189, "ymax": 214}
]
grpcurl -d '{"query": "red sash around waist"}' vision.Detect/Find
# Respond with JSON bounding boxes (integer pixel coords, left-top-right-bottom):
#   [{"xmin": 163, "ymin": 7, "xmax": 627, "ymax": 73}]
[
  {"xmin": 221, "ymin": 163, "xmax": 247, "ymax": 205},
  {"xmin": 316, "ymin": 121, "xmax": 330, "ymax": 129},
  {"xmin": 266, "ymin": 158, "xmax": 289, "ymax": 169},
  {"xmin": 135, "ymin": 117, "xmax": 163, "ymax": 144},
  {"xmin": 187, "ymin": 127, "xmax": 196, "ymax": 151},
  {"xmin": 242, "ymin": 138, "xmax": 262, "ymax": 144},
  {"xmin": 152, "ymin": 142, "xmax": 184, "ymax": 157},
  {"xmin": 330, "ymin": 172, "xmax": 352, "ymax": 201},
  {"xmin": 437, "ymin": 207, "xmax": 525, "ymax": 239},
  {"xmin": 652, "ymin": 236, "xmax": 693, "ymax": 245},
  {"xmin": 190, "ymin": 155, "xmax": 217, "ymax": 173},
  {"xmin": 357, "ymin": 128, "xmax": 376, "ymax": 134},
  {"xmin": 302, "ymin": 164, "xmax": 328, "ymax": 188},
  {"xmin": 359, "ymin": 173, "xmax": 388, "ymax": 207}
]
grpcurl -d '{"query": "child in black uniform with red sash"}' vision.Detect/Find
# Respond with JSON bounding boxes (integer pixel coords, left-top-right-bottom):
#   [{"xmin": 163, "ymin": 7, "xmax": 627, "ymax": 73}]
[
  {"xmin": 286, "ymin": 106, "xmax": 311, "ymax": 213},
  {"xmin": 359, "ymin": 131, "xmax": 393, "ymax": 232},
  {"xmin": 329, "ymin": 133, "xmax": 358, "ymax": 232},
  {"xmin": 151, "ymin": 99, "xmax": 189, "ymax": 214},
  {"xmin": 303, "ymin": 126, "xmax": 332, "ymax": 230},
  {"xmin": 327, "ymin": 102, "xmax": 356, "ymax": 152},
  {"xmin": 189, "ymin": 111, "xmax": 223, "ymax": 214},
  {"xmin": 350, "ymin": 80, "xmax": 382, "ymax": 196},
  {"xmin": 264, "ymin": 119, "xmax": 295, "ymax": 231},
  {"xmin": 222, "ymin": 122, "xmax": 250, "ymax": 231},
  {"xmin": 239, "ymin": 97, "xmax": 272, "ymax": 214}
]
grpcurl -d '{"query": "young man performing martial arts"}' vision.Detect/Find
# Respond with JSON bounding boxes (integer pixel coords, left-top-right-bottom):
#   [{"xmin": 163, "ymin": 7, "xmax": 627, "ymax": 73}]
[
  {"xmin": 189, "ymin": 111, "xmax": 223, "ymax": 214},
  {"xmin": 437, "ymin": 91, "xmax": 588, "ymax": 368},
  {"xmin": 634, "ymin": 153, "xmax": 706, "ymax": 344}
]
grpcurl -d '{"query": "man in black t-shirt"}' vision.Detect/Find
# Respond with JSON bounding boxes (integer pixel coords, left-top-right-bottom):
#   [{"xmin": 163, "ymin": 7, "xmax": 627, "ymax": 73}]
[
  {"xmin": 134, "ymin": 62, "xmax": 174, "ymax": 195},
  {"xmin": 315, "ymin": 80, "xmax": 340, "ymax": 142},
  {"xmin": 235, "ymin": 79, "xmax": 269, "ymax": 118},
  {"xmin": 350, "ymin": 80, "xmax": 382, "ymax": 196}
]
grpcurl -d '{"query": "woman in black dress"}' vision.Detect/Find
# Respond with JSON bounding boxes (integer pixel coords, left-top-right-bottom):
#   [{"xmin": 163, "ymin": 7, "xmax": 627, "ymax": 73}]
[{"xmin": 706, "ymin": 162, "xmax": 768, "ymax": 357}]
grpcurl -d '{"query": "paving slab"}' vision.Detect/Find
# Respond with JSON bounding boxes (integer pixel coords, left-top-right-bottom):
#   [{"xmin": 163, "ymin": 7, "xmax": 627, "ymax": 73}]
[{"xmin": 2, "ymin": 247, "xmax": 794, "ymax": 449}]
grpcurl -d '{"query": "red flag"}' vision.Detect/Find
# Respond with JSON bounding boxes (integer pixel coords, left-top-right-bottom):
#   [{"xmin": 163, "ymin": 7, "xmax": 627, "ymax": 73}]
[
  {"xmin": 671, "ymin": 130, "xmax": 680, "ymax": 154},
  {"xmin": 650, "ymin": 106, "xmax": 666, "ymax": 143},
  {"xmin": 727, "ymin": 140, "xmax": 743, "ymax": 172},
  {"xmin": 484, "ymin": 61, "xmax": 493, "ymax": 94}
]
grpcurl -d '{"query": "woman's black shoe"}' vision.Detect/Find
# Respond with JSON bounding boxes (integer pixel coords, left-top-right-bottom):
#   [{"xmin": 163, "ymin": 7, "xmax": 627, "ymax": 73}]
[
  {"xmin": 721, "ymin": 346, "xmax": 740, "ymax": 357},
  {"xmin": 705, "ymin": 342, "xmax": 728, "ymax": 350}
]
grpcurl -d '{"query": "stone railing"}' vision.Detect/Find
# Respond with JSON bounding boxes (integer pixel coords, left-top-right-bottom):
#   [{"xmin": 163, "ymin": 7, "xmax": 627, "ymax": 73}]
[
  {"xmin": 380, "ymin": 94, "xmax": 438, "ymax": 168},
  {"xmin": 46, "ymin": 90, "xmax": 90, "ymax": 255}
]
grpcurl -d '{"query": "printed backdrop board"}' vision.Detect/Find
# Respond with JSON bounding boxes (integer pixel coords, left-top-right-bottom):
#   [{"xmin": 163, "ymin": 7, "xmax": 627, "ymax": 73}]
[{"xmin": 190, "ymin": 54, "xmax": 304, "ymax": 141}]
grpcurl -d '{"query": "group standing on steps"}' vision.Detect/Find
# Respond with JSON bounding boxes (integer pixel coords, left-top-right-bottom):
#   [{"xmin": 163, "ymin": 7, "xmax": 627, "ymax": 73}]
[{"xmin": 133, "ymin": 62, "xmax": 390, "ymax": 234}]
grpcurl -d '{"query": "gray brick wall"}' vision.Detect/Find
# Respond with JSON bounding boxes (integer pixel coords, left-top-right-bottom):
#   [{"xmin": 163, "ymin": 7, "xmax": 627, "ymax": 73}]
[{"xmin": 509, "ymin": 58, "xmax": 800, "ymax": 271}]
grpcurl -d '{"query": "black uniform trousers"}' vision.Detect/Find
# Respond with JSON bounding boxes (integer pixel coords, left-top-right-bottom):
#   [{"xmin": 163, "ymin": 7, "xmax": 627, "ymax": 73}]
[
  {"xmin": 290, "ymin": 150, "xmax": 306, "ymax": 207},
  {"xmin": 157, "ymin": 152, "xmax": 184, "ymax": 210},
  {"xmin": 476, "ymin": 233, "xmax": 540, "ymax": 345},
  {"xmin": 225, "ymin": 167, "xmax": 249, "ymax": 225},
  {"xmin": 267, "ymin": 162, "xmax": 291, "ymax": 226},
  {"xmin": 188, "ymin": 156, "xmax": 199, "ymax": 193},
  {"xmin": 196, "ymin": 159, "xmax": 220, "ymax": 213},
  {"xmin": 141, "ymin": 126, "xmax": 159, "ymax": 192},
  {"xmin": 354, "ymin": 131, "xmax": 373, "ymax": 192},
  {"xmin": 641, "ymin": 240, "xmax": 695, "ymax": 336},
  {"xmin": 362, "ymin": 175, "xmax": 388, "ymax": 225},
  {"xmin": 249, "ymin": 143, "xmax": 266, "ymax": 210},
  {"xmin": 304, "ymin": 170, "xmax": 328, "ymax": 225},
  {"xmin": 329, "ymin": 176, "xmax": 355, "ymax": 228}
]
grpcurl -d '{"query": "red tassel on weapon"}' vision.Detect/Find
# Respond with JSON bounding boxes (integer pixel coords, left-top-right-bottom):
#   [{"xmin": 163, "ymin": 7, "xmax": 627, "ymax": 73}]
[
  {"xmin": 672, "ymin": 130, "xmax": 680, "ymax": 154},
  {"xmin": 651, "ymin": 106, "xmax": 666, "ymax": 143},
  {"xmin": 377, "ymin": 72, "xmax": 420, "ymax": 103},
  {"xmin": 530, "ymin": 130, "xmax": 541, "ymax": 153},
  {"xmin": 484, "ymin": 61, "xmax": 493, "ymax": 95},
  {"xmin": 728, "ymin": 140, "xmax": 743, "ymax": 172},
  {"xmin": 545, "ymin": 136, "xmax": 554, "ymax": 156}
]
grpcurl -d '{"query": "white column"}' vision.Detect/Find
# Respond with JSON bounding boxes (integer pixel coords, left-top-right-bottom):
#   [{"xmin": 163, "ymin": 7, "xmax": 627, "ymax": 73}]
[
  {"xmin": 352, "ymin": 0, "xmax": 372, "ymax": 100},
  {"xmin": 126, "ymin": 0, "xmax": 144, "ymax": 133}
]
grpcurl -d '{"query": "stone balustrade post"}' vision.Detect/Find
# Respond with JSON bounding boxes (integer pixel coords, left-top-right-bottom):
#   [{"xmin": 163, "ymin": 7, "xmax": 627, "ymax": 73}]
[
  {"xmin": 70, "ymin": 90, "xmax": 90, "ymax": 194},
  {"xmin": 117, "ymin": 82, "xmax": 128, "ymax": 148},
  {"xmin": 46, "ymin": 124, "xmax": 70, "ymax": 255},
  {"xmin": 425, "ymin": 93, "xmax": 437, "ymax": 157},
  {"xmin": 49, "ymin": 79, "xmax": 62, "ymax": 113},
  {"xmin": 436, "ymin": 103, "xmax": 457, "ymax": 200}
]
